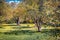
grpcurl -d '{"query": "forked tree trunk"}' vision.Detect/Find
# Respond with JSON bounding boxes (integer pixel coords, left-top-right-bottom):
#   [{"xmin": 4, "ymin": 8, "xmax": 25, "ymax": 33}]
[
  {"xmin": 35, "ymin": 18, "xmax": 42, "ymax": 32},
  {"xmin": 37, "ymin": 22, "xmax": 41, "ymax": 32},
  {"xmin": 37, "ymin": 25, "xmax": 41, "ymax": 32},
  {"xmin": 16, "ymin": 17, "xmax": 20, "ymax": 25}
]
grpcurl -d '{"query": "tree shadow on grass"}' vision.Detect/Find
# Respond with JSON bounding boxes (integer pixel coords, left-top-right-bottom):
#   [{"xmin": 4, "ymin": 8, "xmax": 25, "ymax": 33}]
[
  {"xmin": 0, "ymin": 29, "xmax": 60, "ymax": 37},
  {"xmin": 12, "ymin": 26, "xmax": 32, "ymax": 29},
  {"xmin": 3, "ymin": 30, "xmax": 36, "ymax": 35},
  {"xmin": 0, "ymin": 25, "xmax": 17, "ymax": 26},
  {"xmin": 41, "ymin": 29, "xmax": 60, "ymax": 37},
  {"xmin": 20, "ymin": 26, "xmax": 32, "ymax": 28}
]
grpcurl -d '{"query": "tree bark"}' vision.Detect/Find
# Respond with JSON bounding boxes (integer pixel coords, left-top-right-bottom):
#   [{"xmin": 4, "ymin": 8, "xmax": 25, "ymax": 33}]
[
  {"xmin": 37, "ymin": 24, "xmax": 41, "ymax": 32},
  {"xmin": 35, "ymin": 18, "xmax": 42, "ymax": 32},
  {"xmin": 37, "ymin": 22, "xmax": 41, "ymax": 32},
  {"xmin": 16, "ymin": 17, "xmax": 20, "ymax": 25}
]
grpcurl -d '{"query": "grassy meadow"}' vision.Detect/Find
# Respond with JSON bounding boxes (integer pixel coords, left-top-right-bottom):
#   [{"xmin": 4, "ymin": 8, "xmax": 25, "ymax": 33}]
[{"xmin": 0, "ymin": 24, "xmax": 60, "ymax": 40}]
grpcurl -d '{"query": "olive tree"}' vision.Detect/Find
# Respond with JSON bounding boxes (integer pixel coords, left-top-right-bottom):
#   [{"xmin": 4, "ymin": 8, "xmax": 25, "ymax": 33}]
[
  {"xmin": 22, "ymin": 0, "xmax": 60, "ymax": 32},
  {"xmin": 0, "ymin": 0, "xmax": 13, "ymax": 23},
  {"xmin": 13, "ymin": 3, "xmax": 27, "ymax": 25}
]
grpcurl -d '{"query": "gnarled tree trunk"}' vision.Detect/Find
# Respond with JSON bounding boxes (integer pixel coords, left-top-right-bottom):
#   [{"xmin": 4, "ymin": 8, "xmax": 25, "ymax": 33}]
[
  {"xmin": 16, "ymin": 17, "xmax": 20, "ymax": 25},
  {"xmin": 35, "ymin": 17, "xmax": 42, "ymax": 32}
]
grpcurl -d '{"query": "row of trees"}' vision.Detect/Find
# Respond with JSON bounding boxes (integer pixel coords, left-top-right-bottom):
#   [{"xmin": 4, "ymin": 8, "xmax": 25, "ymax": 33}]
[
  {"xmin": 0, "ymin": 0, "xmax": 13, "ymax": 23},
  {"xmin": 0, "ymin": 0, "xmax": 60, "ymax": 32}
]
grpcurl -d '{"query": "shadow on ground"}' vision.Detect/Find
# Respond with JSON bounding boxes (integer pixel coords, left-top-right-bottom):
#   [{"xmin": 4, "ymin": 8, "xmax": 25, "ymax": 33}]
[
  {"xmin": 0, "ymin": 29, "xmax": 60, "ymax": 37},
  {"xmin": 1, "ymin": 30, "xmax": 35, "ymax": 35},
  {"xmin": 41, "ymin": 29, "xmax": 60, "ymax": 37}
]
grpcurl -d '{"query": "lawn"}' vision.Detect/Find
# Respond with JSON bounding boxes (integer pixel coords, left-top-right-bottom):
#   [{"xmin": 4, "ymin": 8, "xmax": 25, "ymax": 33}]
[{"xmin": 0, "ymin": 24, "xmax": 60, "ymax": 40}]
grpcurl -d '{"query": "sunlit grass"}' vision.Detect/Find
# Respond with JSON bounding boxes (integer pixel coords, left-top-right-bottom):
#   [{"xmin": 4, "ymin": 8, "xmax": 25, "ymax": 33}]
[
  {"xmin": 0, "ymin": 24, "xmax": 36, "ymax": 32},
  {"xmin": 0, "ymin": 24, "xmax": 60, "ymax": 40},
  {"xmin": 0, "ymin": 24, "xmax": 60, "ymax": 32}
]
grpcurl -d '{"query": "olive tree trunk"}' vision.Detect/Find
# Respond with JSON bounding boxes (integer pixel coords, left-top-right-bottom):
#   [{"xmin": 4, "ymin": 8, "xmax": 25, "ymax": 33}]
[
  {"xmin": 16, "ymin": 17, "xmax": 20, "ymax": 25},
  {"xmin": 34, "ymin": 18, "xmax": 42, "ymax": 32}
]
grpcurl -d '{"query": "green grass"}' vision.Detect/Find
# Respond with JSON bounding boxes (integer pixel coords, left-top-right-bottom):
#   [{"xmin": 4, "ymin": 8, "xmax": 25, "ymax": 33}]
[{"xmin": 0, "ymin": 24, "xmax": 60, "ymax": 40}]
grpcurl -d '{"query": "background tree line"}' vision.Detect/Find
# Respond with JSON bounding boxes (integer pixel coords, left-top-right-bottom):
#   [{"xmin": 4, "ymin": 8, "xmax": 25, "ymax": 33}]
[{"xmin": 0, "ymin": 0, "xmax": 60, "ymax": 31}]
